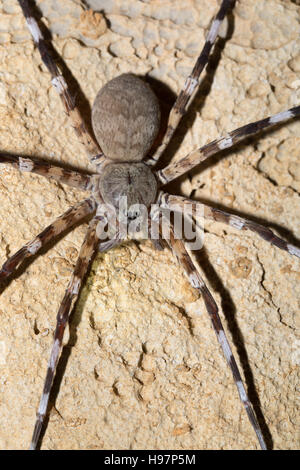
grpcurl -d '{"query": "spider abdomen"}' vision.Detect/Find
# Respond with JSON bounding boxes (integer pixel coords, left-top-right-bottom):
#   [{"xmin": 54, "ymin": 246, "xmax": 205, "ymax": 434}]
[
  {"xmin": 92, "ymin": 74, "xmax": 160, "ymax": 162},
  {"xmin": 99, "ymin": 162, "xmax": 157, "ymax": 217}
]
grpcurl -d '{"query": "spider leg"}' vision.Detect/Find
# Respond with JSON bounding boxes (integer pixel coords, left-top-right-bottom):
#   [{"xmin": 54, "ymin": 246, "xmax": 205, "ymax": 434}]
[
  {"xmin": 29, "ymin": 216, "xmax": 100, "ymax": 450},
  {"xmin": 0, "ymin": 153, "xmax": 96, "ymax": 191},
  {"xmin": 17, "ymin": 0, "xmax": 105, "ymax": 168},
  {"xmin": 160, "ymin": 193, "xmax": 300, "ymax": 259},
  {"xmin": 97, "ymin": 215, "xmax": 123, "ymax": 252},
  {"xmin": 147, "ymin": 0, "xmax": 234, "ymax": 166},
  {"xmin": 155, "ymin": 212, "xmax": 267, "ymax": 450},
  {"xmin": 156, "ymin": 105, "xmax": 300, "ymax": 185},
  {"xmin": 0, "ymin": 198, "xmax": 96, "ymax": 283}
]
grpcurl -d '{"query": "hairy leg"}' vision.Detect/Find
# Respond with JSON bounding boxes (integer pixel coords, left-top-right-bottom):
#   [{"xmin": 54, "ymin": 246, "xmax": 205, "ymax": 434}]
[
  {"xmin": 17, "ymin": 0, "xmax": 105, "ymax": 168},
  {"xmin": 157, "ymin": 213, "xmax": 267, "ymax": 450},
  {"xmin": 0, "ymin": 198, "xmax": 96, "ymax": 283},
  {"xmin": 156, "ymin": 106, "xmax": 300, "ymax": 185},
  {"xmin": 29, "ymin": 216, "xmax": 100, "ymax": 450},
  {"xmin": 159, "ymin": 193, "xmax": 300, "ymax": 259},
  {"xmin": 147, "ymin": 0, "xmax": 235, "ymax": 166},
  {"xmin": 0, "ymin": 153, "xmax": 96, "ymax": 191}
]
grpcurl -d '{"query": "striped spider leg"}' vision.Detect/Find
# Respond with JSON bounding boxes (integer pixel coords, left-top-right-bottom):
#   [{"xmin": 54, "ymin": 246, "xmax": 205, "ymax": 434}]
[
  {"xmin": 17, "ymin": 0, "xmax": 105, "ymax": 168},
  {"xmin": 156, "ymin": 106, "xmax": 300, "ymax": 185},
  {"xmin": 159, "ymin": 193, "xmax": 300, "ymax": 260},
  {"xmin": 0, "ymin": 156, "xmax": 98, "ymax": 449},
  {"xmin": 147, "ymin": 0, "xmax": 235, "ymax": 166},
  {"xmin": 1, "ymin": 0, "xmax": 110, "ymax": 450},
  {"xmin": 0, "ymin": 0, "xmax": 107, "ymax": 450},
  {"xmin": 0, "ymin": 187, "xmax": 119, "ymax": 450},
  {"xmin": 153, "ymin": 189, "xmax": 299, "ymax": 448},
  {"xmin": 27, "ymin": 203, "xmax": 122, "ymax": 450},
  {"xmin": 153, "ymin": 211, "xmax": 267, "ymax": 449},
  {"xmin": 0, "ymin": 198, "xmax": 96, "ymax": 283},
  {"xmin": 0, "ymin": 153, "xmax": 96, "ymax": 191},
  {"xmin": 29, "ymin": 216, "xmax": 101, "ymax": 450}
]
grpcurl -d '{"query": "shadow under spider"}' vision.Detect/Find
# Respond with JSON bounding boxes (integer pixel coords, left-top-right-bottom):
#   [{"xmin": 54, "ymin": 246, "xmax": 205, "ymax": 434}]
[{"xmin": 194, "ymin": 247, "xmax": 273, "ymax": 449}]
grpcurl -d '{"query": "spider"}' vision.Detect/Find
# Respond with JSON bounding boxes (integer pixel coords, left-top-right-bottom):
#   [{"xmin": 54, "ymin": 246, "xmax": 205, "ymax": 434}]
[{"xmin": 0, "ymin": 0, "xmax": 299, "ymax": 450}]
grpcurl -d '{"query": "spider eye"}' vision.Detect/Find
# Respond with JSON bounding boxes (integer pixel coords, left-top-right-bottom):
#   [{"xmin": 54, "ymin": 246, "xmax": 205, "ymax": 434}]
[{"xmin": 127, "ymin": 210, "xmax": 140, "ymax": 221}]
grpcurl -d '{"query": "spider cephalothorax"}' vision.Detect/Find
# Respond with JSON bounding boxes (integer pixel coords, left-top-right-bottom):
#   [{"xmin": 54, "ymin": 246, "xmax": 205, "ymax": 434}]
[
  {"xmin": 98, "ymin": 162, "xmax": 157, "ymax": 216},
  {"xmin": 1, "ymin": 0, "xmax": 299, "ymax": 450}
]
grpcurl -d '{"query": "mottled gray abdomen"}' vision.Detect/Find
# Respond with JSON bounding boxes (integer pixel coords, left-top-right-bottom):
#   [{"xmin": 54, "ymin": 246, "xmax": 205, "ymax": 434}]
[{"xmin": 92, "ymin": 74, "xmax": 160, "ymax": 162}]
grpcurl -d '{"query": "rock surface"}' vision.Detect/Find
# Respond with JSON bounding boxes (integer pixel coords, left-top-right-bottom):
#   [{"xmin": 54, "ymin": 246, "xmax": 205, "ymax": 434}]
[{"xmin": 0, "ymin": 0, "xmax": 299, "ymax": 450}]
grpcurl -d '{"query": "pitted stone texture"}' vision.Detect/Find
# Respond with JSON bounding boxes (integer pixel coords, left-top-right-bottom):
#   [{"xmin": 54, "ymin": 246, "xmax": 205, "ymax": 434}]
[{"xmin": 0, "ymin": 0, "xmax": 299, "ymax": 451}]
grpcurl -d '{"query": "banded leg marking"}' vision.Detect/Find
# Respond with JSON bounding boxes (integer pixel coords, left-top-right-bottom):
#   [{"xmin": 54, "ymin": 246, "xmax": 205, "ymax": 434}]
[
  {"xmin": 147, "ymin": 0, "xmax": 234, "ymax": 166},
  {"xmin": 17, "ymin": 0, "xmax": 105, "ymax": 167},
  {"xmin": 0, "ymin": 198, "xmax": 96, "ymax": 283},
  {"xmin": 158, "ymin": 215, "xmax": 267, "ymax": 450},
  {"xmin": 0, "ymin": 153, "xmax": 94, "ymax": 191},
  {"xmin": 29, "ymin": 217, "xmax": 100, "ymax": 450},
  {"xmin": 157, "ymin": 105, "xmax": 300, "ymax": 185},
  {"xmin": 160, "ymin": 193, "xmax": 300, "ymax": 259}
]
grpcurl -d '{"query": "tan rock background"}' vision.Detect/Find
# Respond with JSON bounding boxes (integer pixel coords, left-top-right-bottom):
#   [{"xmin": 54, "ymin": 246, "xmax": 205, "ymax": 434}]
[{"xmin": 0, "ymin": 0, "xmax": 299, "ymax": 450}]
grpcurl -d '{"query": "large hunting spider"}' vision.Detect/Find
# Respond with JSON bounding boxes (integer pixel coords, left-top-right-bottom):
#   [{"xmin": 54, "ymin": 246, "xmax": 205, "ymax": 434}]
[{"xmin": 0, "ymin": 0, "xmax": 299, "ymax": 450}]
